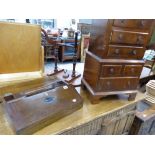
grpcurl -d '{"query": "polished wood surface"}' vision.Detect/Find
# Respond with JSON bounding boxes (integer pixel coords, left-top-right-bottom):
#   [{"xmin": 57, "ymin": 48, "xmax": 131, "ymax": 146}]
[
  {"xmin": 110, "ymin": 27, "xmax": 149, "ymax": 46},
  {"xmin": 0, "ymin": 22, "xmax": 43, "ymax": 74},
  {"xmin": 0, "ymin": 75, "xmax": 59, "ymax": 96},
  {"xmin": 83, "ymin": 19, "xmax": 154, "ymax": 103},
  {"xmin": 83, "ymin": 51, "xmax": 144, "ymax": 102},
  {"xmin": 107, "ymin": 45, "xmax": 145, "ymax": 59},
  {"xmin": 4, "ymin": 84, "xmax": 83, "ymax": 134},
  {"xmin": 113, "ymin": 19, "xmax": 153, "ymax": 29},
  {"xmin": 0, "ymin": 87, "xmax": 145, "ymax": 135}
]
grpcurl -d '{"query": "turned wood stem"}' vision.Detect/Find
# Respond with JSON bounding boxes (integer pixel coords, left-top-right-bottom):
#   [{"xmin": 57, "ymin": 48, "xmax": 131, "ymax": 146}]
[
  {"xmin": 72, "ymin": 32, "xmax": 78, "ymax": 77},
  {"xmin": 54, "ymin": 44, "xmax": 58, "ymax": 72}
]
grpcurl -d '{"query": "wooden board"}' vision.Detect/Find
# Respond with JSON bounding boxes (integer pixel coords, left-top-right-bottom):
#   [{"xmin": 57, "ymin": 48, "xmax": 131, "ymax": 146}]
[
  {"xmin": 0, "ymin": 75, "xmax": 57, "ymax": 96},
  {"xmin": 0, "ymin": 22, "xmax": 43, "ymax": 74},
  {"xmin": 4, "ymin": 84, "xmax": 83, "ymax": 134}
]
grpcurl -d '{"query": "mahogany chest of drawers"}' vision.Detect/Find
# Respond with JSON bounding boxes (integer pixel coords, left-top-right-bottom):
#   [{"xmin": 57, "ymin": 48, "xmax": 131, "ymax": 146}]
[{"xmin": 82, "ymin": 19, "xmax": 154, "ymax": 103}]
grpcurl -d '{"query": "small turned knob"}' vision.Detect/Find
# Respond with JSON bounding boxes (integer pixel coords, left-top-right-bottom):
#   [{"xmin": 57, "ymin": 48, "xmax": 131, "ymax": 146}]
[
  {"xmin": 131, "ymin": 68, "xmax": 135, "ymax": 73},
  {"xmin": 137, "ymin": 36, "xmax": 143, "ymax": 44},
  {"xmin": 110, "ymin": 68, "xmax": 114, "ymax": 73},
  {"xmin": 107, "ymin": 81, "xmax": 111, "ymax": 87},
  {"xmin": 118, "ymin": 33, "xmax": 123, "ymax": 40},
  {"xmin": 127, "ymin": 81, "xmax": 131, "ymax": 86},
  {"xmin": 120, "ymin": 19, "xmax": 125, "ymax": 24},
  {"xmin": 140, "ymin": 20, "xmax": 145, "ymax": 27},
  {"xmin": 115, "ymin": 49, "xmax": 120, "ymax": 55},
  {"xmin": 131, "ymin": 50, "xmax": 137, "ymax": 55}
]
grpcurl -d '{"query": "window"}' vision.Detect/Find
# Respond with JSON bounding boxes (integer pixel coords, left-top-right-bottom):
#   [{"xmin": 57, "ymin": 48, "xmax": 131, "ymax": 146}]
[{"xmin": 30, "ymin": 19, "xmax": 55, "ymax": 29}]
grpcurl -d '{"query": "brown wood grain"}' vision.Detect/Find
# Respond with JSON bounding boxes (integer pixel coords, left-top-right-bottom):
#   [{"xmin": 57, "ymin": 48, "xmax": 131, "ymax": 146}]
[
  {"xmin": 0, "ymin": 22, "xmax": 43, "ymax": 74},
  {"xmin": 82, "ymin": 19, "xmax": 154, "ymax": 103},
  {"xmin": 4, "ymin": 84, "xmax": 83, "ymax": 134}
]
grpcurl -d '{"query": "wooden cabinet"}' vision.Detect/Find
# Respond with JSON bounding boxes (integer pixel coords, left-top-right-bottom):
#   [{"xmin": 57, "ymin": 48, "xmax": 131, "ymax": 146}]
[
  {"xmin": 130, "ymin": 101, "xmax": 155, "ymax": 135},
  {"xmin": 82, "ymin": 19, "xmax": 154, "ymax": 103},
  {"xmin": 100, "ymin": 110, "xmax": 135, "ymax": 135},
  {"xmin": 59, "ymin": 38, "xmax": 80, "ymax": 62},
  {"xmin": 59, "ymin": 102, "xmax": 136, "ymax": 135}
]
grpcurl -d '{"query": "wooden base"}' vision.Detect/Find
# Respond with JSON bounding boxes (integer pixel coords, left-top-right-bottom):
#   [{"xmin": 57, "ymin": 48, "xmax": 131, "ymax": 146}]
[
  {"xmin": 81, "ymin": 78, "xmax": 138, "ymax": 104},
  {"xmin": 56, "ymin": 70, "xmax": 81, "ymax": 87},
  {"xmin": 47, "ymin": 68, "xmax": 64, "ymax": 76}
]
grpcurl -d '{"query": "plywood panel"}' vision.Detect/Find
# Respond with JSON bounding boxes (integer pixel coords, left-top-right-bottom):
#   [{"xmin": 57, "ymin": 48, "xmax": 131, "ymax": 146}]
[{"xmin": 0, "ymin": 22, "xmax": 42, "ymax": 74}]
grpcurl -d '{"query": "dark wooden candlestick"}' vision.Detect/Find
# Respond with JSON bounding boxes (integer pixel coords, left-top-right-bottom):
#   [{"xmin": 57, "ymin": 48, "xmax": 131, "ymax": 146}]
[
  {"xmin": 72, "ymin": 54, "xmax": 77, "ymax": 77},
  {"xmin": 54, "ymin": 45, "xmax": 58, "ymax": 72},
  {"xmin": 47, "ymin": 42, "xmax": 64, "ymax": 76},
  {"xmin": 49, "ymin": 32, "xmax": 81, "ymax": 87},
  {"xmin": 72, "ymin": 32, "xmax": 78, "ymax": 77}
]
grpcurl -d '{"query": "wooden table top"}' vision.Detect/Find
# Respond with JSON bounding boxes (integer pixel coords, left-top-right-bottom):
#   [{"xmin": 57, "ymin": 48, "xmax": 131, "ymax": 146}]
[{"xmin": 0, "ymin": 87, "xmax": 145, "ymax": 135}]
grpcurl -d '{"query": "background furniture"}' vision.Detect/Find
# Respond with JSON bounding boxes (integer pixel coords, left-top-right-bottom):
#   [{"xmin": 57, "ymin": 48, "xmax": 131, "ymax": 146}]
[
  {"xmin": 0, "ymin": 87, "xmax": 144, "ymax": 135},
  {"xmin": 41, "ymin": 28, "xmax": 61, "ymax": 62},
  {"xmin": 143, "ymin": 50, "xmax": 155, "ymax": 75},
  {"xmin": 82, "ymin": 19, "xmax": 154, "ymax": 103},
  {"xmin": 130, "ymin": 100, "xmax": 155, "ymax": 135},
  {"xmin": 59, "ymin": 38, "xmax": 80, "ymax": 62},
  {"xmin": 80, "ymin": 34, "xmax": 90, "ymax": 62}
]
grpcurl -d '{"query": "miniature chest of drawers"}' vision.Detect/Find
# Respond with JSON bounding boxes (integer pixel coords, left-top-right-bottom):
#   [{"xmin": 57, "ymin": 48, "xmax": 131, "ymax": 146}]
[{"xmin": 82, "ymin": 19, "xmax": 154, "ymax": 103}]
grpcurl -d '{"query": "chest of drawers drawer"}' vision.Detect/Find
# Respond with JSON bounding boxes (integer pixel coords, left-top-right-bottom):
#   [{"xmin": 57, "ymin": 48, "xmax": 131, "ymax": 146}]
[
  {"xmin": 107, "ymin": 45, "xmax": 145, "ymax": 59},
  {"xmin": 123, "ymin": 65, "xmax": 143, "ymax": 77},
  {"xmin": 97, "ymin": 78, "xmax": 139, "ymax": 92},
  {"xmin": 100, "ymin": 65, "xmax": 122, "ymax": 77},
  {"xmin": 113, "ymin": 19, "xmax": 153, "ymax": 29},
  {"xmin": 110, "ymin": 28, "xmax": 149, "ymax": 46}
]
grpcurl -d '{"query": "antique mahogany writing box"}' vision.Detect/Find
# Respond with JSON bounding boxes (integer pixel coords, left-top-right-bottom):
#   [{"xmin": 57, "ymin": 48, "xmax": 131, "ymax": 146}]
[
  {"xmin": 82, "ymin": 19, "xmax": 154, "ymax": 103},
  {"xmin": 3, "ymin": 79, "xmax": 83, "ymax": 135}
]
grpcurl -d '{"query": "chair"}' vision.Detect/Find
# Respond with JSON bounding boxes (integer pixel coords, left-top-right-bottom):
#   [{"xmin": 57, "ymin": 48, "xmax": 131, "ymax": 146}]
[
  {"xmin": 41, "ymin": 28, "xmax": 60, "ymax": 62},
  {"xmin": 59, "ymin": 39, "xmax": 80, "ymax": 62}
]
